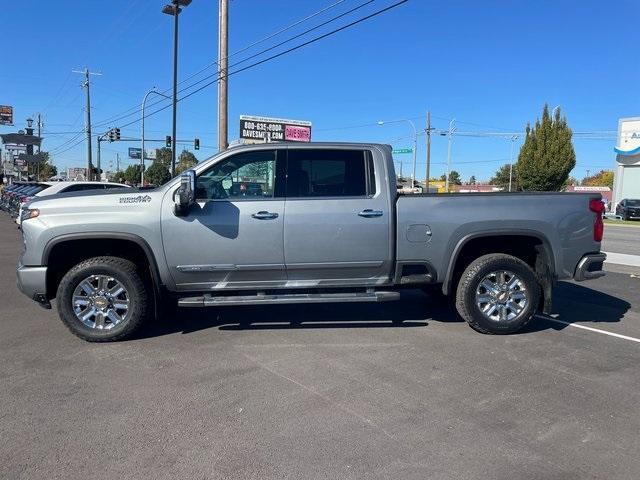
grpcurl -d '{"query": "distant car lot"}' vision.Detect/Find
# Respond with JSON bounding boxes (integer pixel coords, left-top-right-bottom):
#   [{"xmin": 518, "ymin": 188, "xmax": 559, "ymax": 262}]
[{"xmin": 1, "ymin": 213, "xmax": 639, "ymax": 479}]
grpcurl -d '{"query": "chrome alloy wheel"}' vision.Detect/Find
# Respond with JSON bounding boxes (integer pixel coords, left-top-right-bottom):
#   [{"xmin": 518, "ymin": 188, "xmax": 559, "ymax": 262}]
[
  {"xmin": 475, "ymin": 270, "xmax": 528, "ymax": 322},
  {"xmin": 72, "ymin": 275, "xmax": 130, "ymax": 330}
]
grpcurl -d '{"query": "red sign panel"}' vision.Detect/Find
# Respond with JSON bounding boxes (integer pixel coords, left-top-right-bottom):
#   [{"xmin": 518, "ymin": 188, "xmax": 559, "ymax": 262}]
[{"xmin": 285, "ymin": 125, "xmax": 311, "ymax": 142}]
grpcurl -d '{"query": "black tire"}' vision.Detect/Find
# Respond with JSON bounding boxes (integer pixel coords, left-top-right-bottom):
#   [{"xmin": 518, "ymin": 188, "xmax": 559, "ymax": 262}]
[
  {"xmin": 455, "ymin": 253, "xmax": 540, "ymax": 335},
  {"xmin": 56, "ymin": 256, "xmax": 150, "ymax": 342}
]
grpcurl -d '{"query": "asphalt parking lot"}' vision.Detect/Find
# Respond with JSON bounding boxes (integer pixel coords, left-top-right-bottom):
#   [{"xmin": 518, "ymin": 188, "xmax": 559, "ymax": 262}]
[{"xmin": 1, "ymin": 215, "xmax": 639, "ymax": 480}]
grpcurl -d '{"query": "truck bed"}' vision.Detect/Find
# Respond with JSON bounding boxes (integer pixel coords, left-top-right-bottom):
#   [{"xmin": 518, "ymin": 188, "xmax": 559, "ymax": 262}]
[{"xmin": 395, "ymin": 192, "xmax": 601, "ymax": 282}]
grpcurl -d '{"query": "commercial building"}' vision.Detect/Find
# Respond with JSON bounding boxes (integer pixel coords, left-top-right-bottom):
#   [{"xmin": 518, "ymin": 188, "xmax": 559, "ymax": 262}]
[{"xmin": 613, "ymin": 117, "xmax": 640, "ymax": 206}]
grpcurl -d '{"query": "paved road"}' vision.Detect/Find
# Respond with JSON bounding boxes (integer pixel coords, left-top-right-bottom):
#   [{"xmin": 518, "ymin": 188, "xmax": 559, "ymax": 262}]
[
  {"xmin": 603, "ymin": 224, "xmax": 639, "ymax": 256},
  {"xmin": 2, "ymin": 215, "xmax": 640, "ymax": 479}
]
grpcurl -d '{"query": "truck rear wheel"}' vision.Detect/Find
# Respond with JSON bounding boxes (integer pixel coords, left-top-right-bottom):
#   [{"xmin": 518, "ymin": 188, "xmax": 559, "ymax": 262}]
[
  {"xmin": 56, "ymin": 256, "xmax": 150, "ymax": 342},
  {"xmin": 455, "ymin": 253, "xmax": 540, "ymax": 334}
]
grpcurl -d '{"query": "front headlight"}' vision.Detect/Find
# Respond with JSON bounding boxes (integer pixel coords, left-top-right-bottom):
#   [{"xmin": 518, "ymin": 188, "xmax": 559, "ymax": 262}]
[{"xmin": 21, "ymin": 208, "xmax": 40, "ymax": 222}]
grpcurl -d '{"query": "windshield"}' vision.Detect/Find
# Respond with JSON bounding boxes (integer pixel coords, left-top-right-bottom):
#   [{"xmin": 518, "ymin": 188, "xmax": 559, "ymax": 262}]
[{"xmin": 627, "ymin": 199, "xmax": 640, "ymax": 206}]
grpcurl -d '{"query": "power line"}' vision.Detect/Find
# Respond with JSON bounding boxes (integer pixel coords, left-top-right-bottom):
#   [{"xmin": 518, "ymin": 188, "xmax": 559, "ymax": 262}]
[
  {"xmin": 115, "ymin": 0, "xmax": 409, "ymax": 130},
  {"xmin": 95, "ymin": 0, "xmax": 383, "ymax": 129},
  {"xmin": 91, "ymin": 0, "xmax": 352, "ymax": 129}
]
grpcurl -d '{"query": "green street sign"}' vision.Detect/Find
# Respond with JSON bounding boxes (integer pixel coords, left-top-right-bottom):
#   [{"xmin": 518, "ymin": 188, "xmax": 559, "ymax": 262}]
[{"xmin": 392, "ymin": 148, "xmax": 413, "ymax": 154}]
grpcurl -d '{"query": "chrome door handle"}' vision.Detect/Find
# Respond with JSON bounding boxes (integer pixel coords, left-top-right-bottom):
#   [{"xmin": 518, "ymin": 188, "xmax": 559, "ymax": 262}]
[
  {"xmin": 251, "ymin": 211, "xmax": 279, "ymax": 220},
  {"xmin": 358, "ymin": 209, "xmax": 383, "ymax": 218}
]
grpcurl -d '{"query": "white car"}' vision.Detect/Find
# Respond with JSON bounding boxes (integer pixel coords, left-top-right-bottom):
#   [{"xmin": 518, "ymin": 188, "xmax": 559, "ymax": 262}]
[{"xmin": 16, "ymin": 181, "xmax": 130, "ymax": 226}]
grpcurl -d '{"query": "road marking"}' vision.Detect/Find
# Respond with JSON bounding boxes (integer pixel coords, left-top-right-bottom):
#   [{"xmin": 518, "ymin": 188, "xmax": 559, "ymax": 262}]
[
  {"xmin": 545, "ymin": 317, "xmax": 640, "ymax": 344},
  {"xmin": 603, "ymin": 251, "xmax": 640, "ymax": 267}
]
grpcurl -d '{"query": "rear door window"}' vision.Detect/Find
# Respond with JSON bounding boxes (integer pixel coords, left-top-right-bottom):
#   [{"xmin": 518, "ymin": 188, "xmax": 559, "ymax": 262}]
[{"xmin": 286, "ymin": 149, "xmax": 371, "ymax": 198}]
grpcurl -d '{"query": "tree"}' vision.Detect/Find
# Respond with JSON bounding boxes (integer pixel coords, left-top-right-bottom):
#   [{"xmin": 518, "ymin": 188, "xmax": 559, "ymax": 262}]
[
  {"xmin": 145, "ymin": 160, "xmax": 171, "ymax": 186},
  {"xmin": 123, "ymin": 164, "xmax": 142, "ymax": 185},
  {"xmin": 155, "ymin": 147, "xmax": 172, "ymax": 170},
  {"xmin": 176, "ymin": 149, "xmax": 199, "ymax": 174},
  {"xmin": 112, "ymin": 170, "xmax": 127, "ymax": 184},
  {"xmin": 448, "ymin": 170, "xmax": 462, "ymax": 185},
  {"xmin": 439, "ymin": 171, "xmax": 461, "ymax": 185},
  {"xmin": 516, "ymin": 104, "xmax": 576, "ymax": 191},
  {"xmin": 490, "ymin": 164, "xmax": 517, "ymax": 190},
  {"xmin": 27, "ymin": 151, "xmax": 57, "ymax": 181},
  {"xmin": 581, "ymin": 170, "xmax": 614, "ymax": 189},
  {"xmin": 468, "ymin": 175, "xmax": 476, "ymax": 185}
]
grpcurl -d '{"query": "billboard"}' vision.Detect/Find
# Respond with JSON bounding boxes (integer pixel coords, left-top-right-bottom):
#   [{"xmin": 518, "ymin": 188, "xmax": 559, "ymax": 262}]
[
  {"xmin": 0, "ymin": 105, "xmax": 13, "ymax": 126},
  {"xmin": 239, "ymin": 115, "xmax": 312, "ymax": 144},
  {"xmin": 129, "ymin": 147, "xmax": 142, "ymax": 159}
]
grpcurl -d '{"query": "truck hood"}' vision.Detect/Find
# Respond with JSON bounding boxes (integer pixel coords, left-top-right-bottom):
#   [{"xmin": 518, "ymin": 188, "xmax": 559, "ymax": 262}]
[{"xmin": 27, "ymin": 187, "xmax": 166, "ymax": 215}]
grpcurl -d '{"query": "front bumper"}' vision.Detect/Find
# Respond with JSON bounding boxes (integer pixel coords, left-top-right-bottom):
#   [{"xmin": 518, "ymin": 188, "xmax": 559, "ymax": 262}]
[
  {"xmin": 574, "ymin": 253, "xmax": 606, "ymax": 281},
  {"xmin": 16, "ymin": 264, "xmax": 50, "ymax": 308}
]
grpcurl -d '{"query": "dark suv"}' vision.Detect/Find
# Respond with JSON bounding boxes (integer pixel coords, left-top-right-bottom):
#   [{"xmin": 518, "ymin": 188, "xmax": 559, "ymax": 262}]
[{"xmin": 615, "ymin": 199, "xmax": 640, "ymax": 220}]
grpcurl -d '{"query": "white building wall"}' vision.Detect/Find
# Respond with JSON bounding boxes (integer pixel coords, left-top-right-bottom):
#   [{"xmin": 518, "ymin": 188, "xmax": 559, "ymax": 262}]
[{"xmin": 613, "ymin": 117, "xmax": 640, "ymax": 207}]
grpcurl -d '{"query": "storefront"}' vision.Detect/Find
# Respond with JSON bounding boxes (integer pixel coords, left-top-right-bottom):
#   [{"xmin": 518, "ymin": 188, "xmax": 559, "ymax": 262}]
[{"xmin": 613, "ymin": 117, "xmax": 640, "ymax": 207}]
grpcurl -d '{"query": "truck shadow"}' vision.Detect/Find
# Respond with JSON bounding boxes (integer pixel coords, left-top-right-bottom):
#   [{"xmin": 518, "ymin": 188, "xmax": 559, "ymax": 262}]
[
  {"xmin": 136, "ymin": 282, "xmax": 630, "ymax": 339},
  {"xmin": 524, "ymin": 280, "xmax": 631, "ymax": 333}
]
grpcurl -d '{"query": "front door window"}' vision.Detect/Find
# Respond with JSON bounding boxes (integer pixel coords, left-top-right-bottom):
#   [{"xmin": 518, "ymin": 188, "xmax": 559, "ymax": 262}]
[{"xmin": 196, "ymin": 150, "xmax": 280, "ymax": 201}]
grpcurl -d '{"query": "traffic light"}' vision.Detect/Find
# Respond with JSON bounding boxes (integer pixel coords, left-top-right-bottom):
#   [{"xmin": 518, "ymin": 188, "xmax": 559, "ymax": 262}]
[
  {"xmin": 194, "ymin": 138, "xmax": 200, "ymax": 150},
  {"xmin": 107, "ymin": 127, "xmax": 121, "ymax": 142},
  {"xmin": 166, "ymin": 135, "xmax": 172, "ymax": 148}
]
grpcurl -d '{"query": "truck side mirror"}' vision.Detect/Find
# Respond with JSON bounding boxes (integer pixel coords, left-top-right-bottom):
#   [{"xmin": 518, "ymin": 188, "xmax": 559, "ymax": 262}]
[{"xmin": 174, "ymin": 169, "xmax": 196, "ymax": 216}]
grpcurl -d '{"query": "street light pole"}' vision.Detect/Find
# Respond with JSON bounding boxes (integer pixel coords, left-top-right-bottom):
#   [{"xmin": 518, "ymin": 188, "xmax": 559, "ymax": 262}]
[
  {"xmin": 445, "ymin": 118, "xmax": 455, "ymax": 192},
  {"xmin": 142, "ymin": 88, "xmax": 171, "ymax": 185},
  {"xmin": 378, "ymin": 118, "xmax": 418, "ymax": 190},
  {"xmin": 162, "ymin": 0, "xmax": 191, "ymax": 177}
]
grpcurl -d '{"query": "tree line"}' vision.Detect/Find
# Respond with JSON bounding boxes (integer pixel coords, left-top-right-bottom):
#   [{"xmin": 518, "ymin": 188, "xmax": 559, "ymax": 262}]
[{"xmin": 112, "ymin": 148, "xmax": 198, "ymax": 186}]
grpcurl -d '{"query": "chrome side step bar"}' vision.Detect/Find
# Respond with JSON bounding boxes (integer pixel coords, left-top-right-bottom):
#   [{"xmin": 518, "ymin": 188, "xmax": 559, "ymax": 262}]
[{"xmin": 178, "ymin": 290, "xmax": 400, "ymax": 308}]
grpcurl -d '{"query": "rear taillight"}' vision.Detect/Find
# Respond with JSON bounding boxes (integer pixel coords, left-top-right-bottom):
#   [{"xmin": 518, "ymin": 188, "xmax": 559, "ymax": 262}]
[{"xmin": 589, "ymin": 198, "xmax": 604, "ymax": 242}]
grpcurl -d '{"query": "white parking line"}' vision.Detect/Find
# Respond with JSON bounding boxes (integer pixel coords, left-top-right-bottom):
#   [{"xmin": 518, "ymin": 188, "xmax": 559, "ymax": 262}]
[
  {"xmin": 603, "ymin": 251, "xmax": 640, "ymax": 267},
  {"xmin": 545, "ymin": 317, "xmax": 640, "ymax": 344}
]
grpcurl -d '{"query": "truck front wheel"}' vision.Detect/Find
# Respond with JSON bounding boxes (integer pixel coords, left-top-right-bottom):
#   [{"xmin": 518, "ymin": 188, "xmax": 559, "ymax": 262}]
[
  {"xmin": 56, "ymin": 256, "xmax": 150, "ymax": 342},
  {"xmin": 455, "ymin": 253, "xmax": 540, "ymax": 334}
]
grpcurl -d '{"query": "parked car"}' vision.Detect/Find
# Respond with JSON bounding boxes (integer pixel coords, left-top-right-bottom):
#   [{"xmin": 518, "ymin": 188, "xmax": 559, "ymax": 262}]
[
  {"xmin": 17, "ymin": 142, "xmax": 606, "ymax": 342},
  {"xmin": 9, "ymin": 183, "xmax": 49, "ymax": 217},
  {"xmin": 15, "ymin": 181, "xmax": 130, "ymax": 226},
  {"xmin": 1, "ymin": 183, "xmax": 25, "ymax": 211},
  {"xmin": 615, "ymin": 198, "xmax": 640, "ymax": 220},
  {"xmin": 1, "ymin": 183, "xmax": 32, "ymax": 211},
  {"xmin": 6, "ymin": 183, "xmax": 50, "ymax": 216}
]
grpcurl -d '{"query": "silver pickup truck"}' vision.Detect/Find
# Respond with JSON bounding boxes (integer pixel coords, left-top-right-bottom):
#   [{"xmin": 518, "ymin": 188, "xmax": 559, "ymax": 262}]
[{"xmin": 17, "ymin": 142, "xmax": 606, "ymax": 341}]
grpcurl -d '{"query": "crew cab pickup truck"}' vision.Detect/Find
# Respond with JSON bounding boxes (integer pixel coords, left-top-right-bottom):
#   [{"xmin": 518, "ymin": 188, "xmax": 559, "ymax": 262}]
[{"xmin": 17, "ymin": 142, "xmax": 606, "ymax": 342}]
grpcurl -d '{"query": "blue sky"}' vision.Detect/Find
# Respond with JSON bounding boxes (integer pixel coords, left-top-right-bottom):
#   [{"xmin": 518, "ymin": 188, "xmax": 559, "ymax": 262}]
[{"xmin": 2, "ymin": 0, "xmax": 638, "ymax": 181}]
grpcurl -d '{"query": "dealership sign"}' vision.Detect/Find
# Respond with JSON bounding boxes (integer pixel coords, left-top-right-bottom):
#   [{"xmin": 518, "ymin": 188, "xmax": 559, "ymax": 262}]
[
  {"xmin": 0, "ymin": 105, "xmax": 13, "ymax": 126},
  {"xmin": 239, "ymin": 115, "xmax": 312, "ymax": 143}
]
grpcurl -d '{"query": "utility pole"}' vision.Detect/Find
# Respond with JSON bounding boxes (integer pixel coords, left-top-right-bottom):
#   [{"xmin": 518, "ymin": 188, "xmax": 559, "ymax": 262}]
[
  {"xmin": 73, "ymin": 68, "xmax": 101, "ymax": 180},
  {"xmin": 508, "ymin": 135, "xmax": 518, "ymax": 192},
  {"xmin": 36, "ymin": 114, "xmax": 43, "ymax": 153},
  {"xmin": 218, "ymin": 0, "xmax": 229, "ymax": 152},
  {"xmin": 116, "ymin": 153, "xmax": 120, "ymax": 173},
  {"xmin": 425, "ymin": 111, "xmax": 432, "ymax": 193},
  {"xmin": 445, "ymin": 118, "xmax": 455, "ymax": 192}
]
